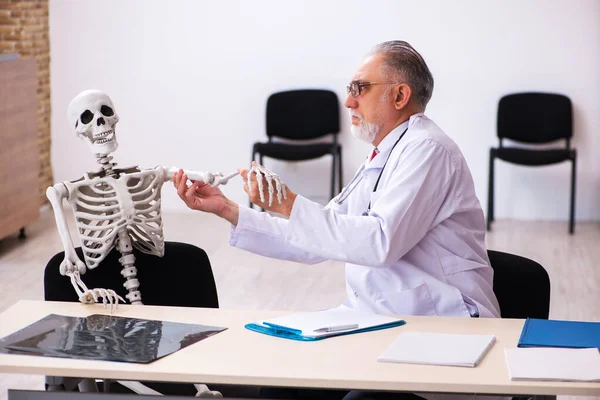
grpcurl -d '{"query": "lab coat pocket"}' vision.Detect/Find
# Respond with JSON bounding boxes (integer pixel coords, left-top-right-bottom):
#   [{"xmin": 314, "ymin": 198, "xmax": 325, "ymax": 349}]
[
  {"xmin": 374, "ymin": 282, "xmax": 438, "ymax": 316},
  {"xmin": 440, "ymin": 255, "xmax": 484, "ymax": 276},
  {"xmin": 367, "ymin": 190, "xmax": 385, "ymax": 215}
]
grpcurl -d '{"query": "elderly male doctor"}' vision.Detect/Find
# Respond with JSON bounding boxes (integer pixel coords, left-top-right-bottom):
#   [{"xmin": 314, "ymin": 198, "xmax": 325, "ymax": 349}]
[{"xmin": 174, "ymin": 40, "xmax": 500, "ymax": 321}]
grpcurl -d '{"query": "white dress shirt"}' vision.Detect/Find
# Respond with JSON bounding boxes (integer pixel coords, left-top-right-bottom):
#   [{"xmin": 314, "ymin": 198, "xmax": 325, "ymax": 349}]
[{"xmin": 230, "ymin": 113, "xmax": 500, "ymax": 319}]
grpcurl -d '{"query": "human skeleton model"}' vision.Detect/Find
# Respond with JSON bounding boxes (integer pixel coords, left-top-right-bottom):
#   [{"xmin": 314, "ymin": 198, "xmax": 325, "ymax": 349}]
[{"xmin": 47, "ymin": 89, "xmax": 287, "ymax": 308}]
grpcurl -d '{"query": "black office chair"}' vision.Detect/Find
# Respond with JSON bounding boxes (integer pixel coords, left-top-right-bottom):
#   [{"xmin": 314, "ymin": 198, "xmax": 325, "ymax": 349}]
[
  {"xmin": 44, "ymin": 241, "xmax": 223, "ymax": 397},
  {"xmin": 45, "ymin": 241, "xmax": 218, "ymax": 309},
  {"xmin": 487, "ymin": 250, "xmax": 550, "ymax": 319},
  {"xmin": 487, "ymin": 92, "xmax": 576, "ymax": 234},
  {"xmin": 251, "ymin": 89, "xmax": 342, "ymax": 207}
]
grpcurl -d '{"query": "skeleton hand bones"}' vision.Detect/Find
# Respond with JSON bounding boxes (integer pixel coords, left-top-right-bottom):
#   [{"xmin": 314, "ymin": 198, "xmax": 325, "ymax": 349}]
[
  {"xmin": 245, "ymin": 163, "xmax": 288, "ymax": 207},
  {"xmin": 61, "ymin": 248, "xmax": 125, "ymax": 310}
]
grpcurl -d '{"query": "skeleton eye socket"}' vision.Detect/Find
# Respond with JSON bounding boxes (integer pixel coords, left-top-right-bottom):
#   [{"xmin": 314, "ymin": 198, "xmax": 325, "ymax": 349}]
[
  {"xmin": 80, "ymin": 110, "xmax": 93, "ymax": 124},
  {"xmin": 101, "ymin": 105, "xmax": 114, "ymax": 117}
]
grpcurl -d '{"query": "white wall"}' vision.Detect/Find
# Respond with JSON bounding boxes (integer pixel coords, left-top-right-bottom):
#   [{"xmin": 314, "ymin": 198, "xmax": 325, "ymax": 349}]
[{"xmin": 49, "ymin": 0, "xmax": 600, "ymax": 220}]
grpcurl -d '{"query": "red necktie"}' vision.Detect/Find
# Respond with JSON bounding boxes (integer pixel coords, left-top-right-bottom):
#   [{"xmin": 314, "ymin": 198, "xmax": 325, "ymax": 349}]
[{"xmin": 370, "ymin": 148, "xmax": 379, "ymax": 161}]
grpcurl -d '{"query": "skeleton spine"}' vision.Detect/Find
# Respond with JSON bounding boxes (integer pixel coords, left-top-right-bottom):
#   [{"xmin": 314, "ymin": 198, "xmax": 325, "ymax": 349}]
[
  {"xmin": 96, "ymin": 154, "xmax": 118, "ymax": 177},
  {"xmin": 117, "ymin": 229, "xmax": 143, "ymax": 305}
]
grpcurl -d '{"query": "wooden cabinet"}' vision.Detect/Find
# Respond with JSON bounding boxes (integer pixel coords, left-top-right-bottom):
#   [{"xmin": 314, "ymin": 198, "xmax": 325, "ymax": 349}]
[{"xmin": 0, "ymin": 57, "xmax": 40, "ymax": 240}]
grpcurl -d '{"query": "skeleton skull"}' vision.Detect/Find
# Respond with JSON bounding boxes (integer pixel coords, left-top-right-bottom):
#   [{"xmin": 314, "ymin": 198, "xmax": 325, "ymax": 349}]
[{"xmin": 67, "ymin": 90, "xmax": 120, "ymax": 155}]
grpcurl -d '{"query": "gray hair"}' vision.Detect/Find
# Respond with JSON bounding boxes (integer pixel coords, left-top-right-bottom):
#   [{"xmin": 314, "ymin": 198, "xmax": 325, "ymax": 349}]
[{"xmin": 370, "ymin": 41, "xmax": 434, "ymax": 111}]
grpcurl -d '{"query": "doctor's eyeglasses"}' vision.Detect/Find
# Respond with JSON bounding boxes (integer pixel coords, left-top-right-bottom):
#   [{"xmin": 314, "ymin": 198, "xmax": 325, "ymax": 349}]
[{"xmin": 346, "ymin": 81, "xmax": 403, "ymax": 98}]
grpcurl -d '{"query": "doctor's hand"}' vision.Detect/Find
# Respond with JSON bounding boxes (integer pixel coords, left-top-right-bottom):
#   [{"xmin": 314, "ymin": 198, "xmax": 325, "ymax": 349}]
[
  {"xmin": 173, "ymin": 169, "xmax": 239, "ymax": 225},
  {"xmin": 239, "ymin": 162, "xmax": 297, "ymax": 217}
]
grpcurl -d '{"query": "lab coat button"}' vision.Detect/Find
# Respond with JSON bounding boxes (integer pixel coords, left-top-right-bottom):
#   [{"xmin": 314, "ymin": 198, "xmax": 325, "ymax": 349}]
[{"xmin": 354, "ymin": 292, "xmax": 358, "ymax": 298}]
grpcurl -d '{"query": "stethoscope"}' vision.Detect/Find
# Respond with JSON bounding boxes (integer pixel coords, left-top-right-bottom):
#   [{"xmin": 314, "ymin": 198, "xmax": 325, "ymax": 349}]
[{"xmin": 334, "ymin": 127, "xmax": 409, "ymax": 216}]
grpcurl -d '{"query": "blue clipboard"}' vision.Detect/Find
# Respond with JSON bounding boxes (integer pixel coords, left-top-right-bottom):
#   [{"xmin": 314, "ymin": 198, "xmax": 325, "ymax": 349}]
[{"xmin": 245, "ymin": 320, "xmax": 406, "ymax": 341}]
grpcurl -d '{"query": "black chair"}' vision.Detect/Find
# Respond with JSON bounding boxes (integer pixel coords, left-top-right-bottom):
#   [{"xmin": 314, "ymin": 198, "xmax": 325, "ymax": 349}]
[
  {"xmin": 487, "ymin": 250, "xmax": 550, "ymax": 319},
  {"xmin": 487, "ymin": 92, "xmax": 576, "ymax": 234},
  {"xmin": 45, "ymin": 241, "xmax": 218, "ymax": 309},
  {"xmin": 44, "ymin": 241, "xmax": 223, "ymax": 397},
  {"xmin": 251, "ymin": 89, "xmax": 342, "ymax": 207}
]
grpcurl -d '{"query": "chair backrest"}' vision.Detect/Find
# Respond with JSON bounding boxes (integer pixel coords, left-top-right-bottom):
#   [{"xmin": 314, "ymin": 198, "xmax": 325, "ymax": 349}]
[
  {"xmin": 44, "ymin": 241, "xmax": 219, "ymax": 309},
  {"xmin": 487, "ymin": 250, "xmax": 550, "ymax": 319},
  {"xmin": 266, "ymin": 89, "xmax": 340, "ymax": 140},
  {"xmin": 497, "ymin": 92, "xmax": 572, "ymax": 144}
]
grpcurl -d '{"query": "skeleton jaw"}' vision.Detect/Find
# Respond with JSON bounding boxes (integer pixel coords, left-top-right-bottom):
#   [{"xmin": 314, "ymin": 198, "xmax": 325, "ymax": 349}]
[
  {"xmin": 93, "ymin": 129, "xmax": 115, "ymax": 144},
  {"xmin": 81, "ymin": 128, "xmax": 118, "ymax": 154}
]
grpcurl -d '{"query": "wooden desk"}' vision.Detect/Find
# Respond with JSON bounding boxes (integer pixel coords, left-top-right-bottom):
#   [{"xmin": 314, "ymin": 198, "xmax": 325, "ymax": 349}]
[{"xmin": 0, "ymin": 300, "xmax": 598, "ymax": 397}]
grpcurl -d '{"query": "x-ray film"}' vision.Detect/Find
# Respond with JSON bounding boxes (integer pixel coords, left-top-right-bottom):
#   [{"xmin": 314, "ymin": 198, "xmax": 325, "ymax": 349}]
[{"xmin": 0, "ymin": 313, "xmax": 226, "ymax": 363}]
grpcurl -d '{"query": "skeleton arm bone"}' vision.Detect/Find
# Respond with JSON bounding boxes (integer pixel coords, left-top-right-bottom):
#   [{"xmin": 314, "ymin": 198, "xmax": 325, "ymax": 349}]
[
  {"xmin": 46, "ymin": 184, "xmax": 86, "ymax": 276},
  {"xmin": 46, "ymin": 183, "xmax": 125, "ymax": 308},
  {"xmin": 163, "ymin": 166, "xmax": 239, "ymax": 187},
  {"xmin": 46, "ymin": 184, "xmax": 94, "ymax": 303}
]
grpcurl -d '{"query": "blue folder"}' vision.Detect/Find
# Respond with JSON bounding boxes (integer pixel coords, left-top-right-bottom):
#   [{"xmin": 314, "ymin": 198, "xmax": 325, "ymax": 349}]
[
  {"xmin": 245, "ymin": 320, "xmax": 406, "ymax": 342},
  {"xmin": 518, "ymin": 318, "xmax": 600, "ymax": 349}
]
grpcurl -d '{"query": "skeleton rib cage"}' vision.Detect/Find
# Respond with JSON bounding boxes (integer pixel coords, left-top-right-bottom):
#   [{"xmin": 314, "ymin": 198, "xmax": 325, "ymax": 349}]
[{"xmin": 63, "ymin": 167, "xmax": 166, "ymax": 269}]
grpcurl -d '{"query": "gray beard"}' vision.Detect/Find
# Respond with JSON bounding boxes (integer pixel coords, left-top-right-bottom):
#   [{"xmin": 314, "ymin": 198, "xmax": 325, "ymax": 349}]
[{"xmin": 350, "ymin": 121, "xmax": 380, "ymax": 144}]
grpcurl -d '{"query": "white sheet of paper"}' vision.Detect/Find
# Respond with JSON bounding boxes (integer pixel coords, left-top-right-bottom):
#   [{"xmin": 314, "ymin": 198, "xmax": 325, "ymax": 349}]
[
  {"xmin": 378, "ymin": 332, "xmax": 496, "ymax": 367},
  {"xmin": 505, "ymin": 347, "xmax": 600, "ymax": 382}
]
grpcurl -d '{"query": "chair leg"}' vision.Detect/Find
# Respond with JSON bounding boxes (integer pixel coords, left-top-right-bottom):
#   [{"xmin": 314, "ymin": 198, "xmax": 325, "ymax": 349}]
[
  {"xmin": 490, "ymin": 154, "xmax": 495, "ymax": 223},
  {"xmin": 337, "ymin": 146, "xmax": 343, "ymax": 193},
  {"xmin": 487, "ymin": 150, "xmax": 495, "ymax": 231},
  {"xmin": 569, "ymin": 153, "xmax": 577, "ymax": 234},
  {"xmin": 330, "ymin": 152, "xmax": 336, "ymax": 200}
]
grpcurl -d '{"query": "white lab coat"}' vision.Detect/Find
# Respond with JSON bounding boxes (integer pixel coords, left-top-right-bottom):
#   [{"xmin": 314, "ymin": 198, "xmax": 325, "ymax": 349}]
[{"xmin": 230, "ymin": 113, "xmax": 500, "ymax": 319}]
